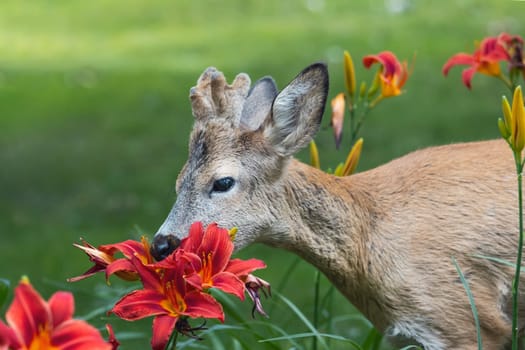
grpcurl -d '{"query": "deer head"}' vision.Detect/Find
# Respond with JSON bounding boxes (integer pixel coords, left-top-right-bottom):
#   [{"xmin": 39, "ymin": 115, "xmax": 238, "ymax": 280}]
[{"xmin": 151, "ymin": 63, "xmax": 329, "ymax": 260}]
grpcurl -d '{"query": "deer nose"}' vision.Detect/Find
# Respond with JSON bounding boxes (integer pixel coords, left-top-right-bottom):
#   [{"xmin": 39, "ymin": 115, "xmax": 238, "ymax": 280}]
[{"xmin": 150, "ymin": 234, "xmax": 181, "ymax": 261}]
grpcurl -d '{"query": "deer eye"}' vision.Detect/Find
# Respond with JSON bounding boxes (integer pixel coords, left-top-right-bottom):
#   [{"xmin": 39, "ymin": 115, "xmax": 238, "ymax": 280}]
[{"xmin": 212, "ymin": 177, "xmax": 235, "ymax": 193}]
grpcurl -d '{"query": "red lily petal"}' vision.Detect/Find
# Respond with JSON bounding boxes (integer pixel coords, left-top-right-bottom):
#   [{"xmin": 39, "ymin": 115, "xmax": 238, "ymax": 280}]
[
  {"xmin": 461, "ymin": 66, "xmax": 477, "ymax": 89},
  {"xmin": 105, "ymin": 324, "xmax": 120, "ymax": 350},
  {"xmin": 129, "ymin": 256, "xmax": 162, "ymax": 291},
  {"xmin": 211, "ymin": 272, "xmax": 245, "ymax": 300},
  {"xmin": 151, "ymin": 315, "xmax": 177, "ymax": 350},
  {"xmin": 0, "ymin": 319, "xmax": 21, "ymax": 349},
  {"xmin": 478, "ymin": 36, "xmax": 510, "ymax": 61},
  {"xmin": 184, "ymin": 272, "xmax": 204, "ymax": 291},
  {"xmin": 184, "ymin": 291, "xmax": 225, "ymax": 322},
  {"xmin": 48, "ymin": 291, "xmax": 74, "ymax": 328},
  {"xmin": 51, "ymin": 319, "xmax": 112, "ymax": 350},
  {"xmin": 363, "ymin": 51, "xmax": 399, "ymax": 76},
  {"xmin": 6, "ymin": 280, "xmax": 50, "ymax": 346},
  {"xmin": 105, "ymin": 258, "xmax": 139, "ymax": 282},
  {"xmin": 225, "ymin": 258, "xmax": 266, "ymax": 277},
  {"xmin": 100, "ymin": 240, "xmax": 145, "ymax": 259},
  {"xmin": 442, "ymin": 53, "xmax": 476, "ymax": 76},
  {"xmin": 180, "ymin": 222, "xmax": 205, "ymax": 252},
  {"xmin": 200, "ymin": 223, "xmax": 233, "ymax": 274},
  {"xmin": 111, "ymin": 289, "xmax": 167, "ymax": 321}
]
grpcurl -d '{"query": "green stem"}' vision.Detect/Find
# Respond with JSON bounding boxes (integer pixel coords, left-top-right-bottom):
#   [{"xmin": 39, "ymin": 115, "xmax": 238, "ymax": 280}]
[
  {"xmin": 166, "ymin": 323, "xmax": 179, "ymax": 350},
  {"xmin": 512, "ymin": 151, "xmax": 524, "ymax": 350},
  {"xmin": 498, "ymin": 73, "xmax": 514, "ymax": 93},
  {"xmin": 312, "ymin": 270, "xmax": 321, "ymax": 350}
]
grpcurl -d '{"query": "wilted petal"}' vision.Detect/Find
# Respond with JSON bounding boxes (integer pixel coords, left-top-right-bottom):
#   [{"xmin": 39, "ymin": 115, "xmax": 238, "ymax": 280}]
[
  {"xmin": 245, "ymin": 275, "xmax": 271, "ymax": 318},
  {"xmin": 330, "ymin": 93, "xmax": 345, "ymax": 149}
]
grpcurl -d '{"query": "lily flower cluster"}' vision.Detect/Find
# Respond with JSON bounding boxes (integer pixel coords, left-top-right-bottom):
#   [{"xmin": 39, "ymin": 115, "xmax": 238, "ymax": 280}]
[
  {"xmin": 68, "ymin": 222, "xmax": 270, "ymax": 350},
  {"xmin": 443, "ymin": 32, "xmax": 525, "ymax": 155},
  {"xmin": 0, "ymin": 277, "xmax": 118, "ymax": 350},
  {"xmin": 310, "ymin": 50, "xmax": 411, "ymax": 175},
  {"xmin": 443, "ymin": 32, "xmax": 524, "ymax": 90}
]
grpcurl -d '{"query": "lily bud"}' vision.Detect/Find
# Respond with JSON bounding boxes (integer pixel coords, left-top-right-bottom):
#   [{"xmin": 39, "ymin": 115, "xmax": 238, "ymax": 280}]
[
  {"xmin": 359, "ymin": 81, "xmax": 367, "ymax": 100},
  {"xmin": 511, "ymin": 86, "xmax": 525, "ymax": 153},
  {"xmin": 367, "ymin": 70, "xmax": 381, "ymax": 100},
  {"xmin": 498, "ymin": 118, "xmax": 510, "ymax": 139},
  {"xmin": 309, "ymin": 140, "xmax": 320, "ymax": 169},
  {"xmin": 333, "ymin": 163, "xmax": 344, "ymax": 176},
  {"xmin": 343, "ymin": 51, "xmax": 357, "ymax": 100},
  {"xmin": 341, "ymin": 138, "xmax": 364, "ymax": 176}
]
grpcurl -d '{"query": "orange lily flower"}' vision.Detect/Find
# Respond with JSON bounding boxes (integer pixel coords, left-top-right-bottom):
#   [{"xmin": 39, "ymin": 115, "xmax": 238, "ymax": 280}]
[
  {"xmin": 362, "ymin": 51, "xmax": 409, "ymax": 98},
  {"xmin": 442, "ymin": 36, "xmax": 511, "ymax": 89},
  {"xmin": 0, "ymin": 277, "xmax": 118, "ymax": 350},
  {"xmin": 110, "ymin": 255, "xmax": 224, "ymax": 350}
]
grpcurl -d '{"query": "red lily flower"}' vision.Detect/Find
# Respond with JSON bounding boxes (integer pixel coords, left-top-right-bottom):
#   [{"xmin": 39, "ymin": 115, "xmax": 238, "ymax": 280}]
[
  {"xmin": 442, "ymin": 35, "xmax": 511, "ymax": 89},
  {"xmin": 68, "ymin": 236, "xmax": 154, "ymax": 282},
  {"xmin": 362, "ymin": 51, "xmax": 409, "ymax": 98},
  {"xmin": 0, "ymin": 277, "xmax": 118, "ymax": 350},
  {"xmin": 110, "ymin": 255, "xmax": 223, "ymax": 350},
  {"xmin": 498, "ymin": 32, "xmax": 525, "ymax": 78},
  {"xmin": 158, "ymin": 222, "xmax": 266, "ymax": 300}
]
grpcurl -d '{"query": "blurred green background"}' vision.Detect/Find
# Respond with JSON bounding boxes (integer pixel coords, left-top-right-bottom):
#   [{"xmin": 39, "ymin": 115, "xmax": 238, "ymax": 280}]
[{"xmin": 1, "ymin": 0, "xmax": 523, "ymax": 348}]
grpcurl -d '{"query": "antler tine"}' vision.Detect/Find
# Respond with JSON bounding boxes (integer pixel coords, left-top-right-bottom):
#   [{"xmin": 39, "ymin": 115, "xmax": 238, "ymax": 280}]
[{"xmin": 189, "ymin": 67, "xmax": 251, "ymax": 124}]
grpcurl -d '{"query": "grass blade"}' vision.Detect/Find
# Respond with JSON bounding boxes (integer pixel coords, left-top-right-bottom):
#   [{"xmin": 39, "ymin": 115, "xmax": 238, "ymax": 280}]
[
  {"xmin": 275, "ymin": 293, "xmax": 329, "ymax": 349},
  {"xmin": 452, "ymin": 257, "xmax": 482, "ymax": 350}
]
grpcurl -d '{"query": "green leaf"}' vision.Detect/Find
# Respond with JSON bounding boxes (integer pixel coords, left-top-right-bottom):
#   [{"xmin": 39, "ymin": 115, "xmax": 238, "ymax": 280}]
[
  {"xmin": 452, "ymin": 257, "xmax": 482, "ymax": 350},
  {"xmin": 0, "ymin": 279, "xmax": 10, "ymax": 310}
]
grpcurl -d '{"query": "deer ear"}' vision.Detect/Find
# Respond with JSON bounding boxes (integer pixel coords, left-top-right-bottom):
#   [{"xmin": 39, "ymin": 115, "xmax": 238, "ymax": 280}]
[
  {"xmin": 239, "ymin": 77, "xmax": 278, "ymax": 131},
  {"xmin": 265, "ymin": 63, "xmax": 329, "ymax": 156}
]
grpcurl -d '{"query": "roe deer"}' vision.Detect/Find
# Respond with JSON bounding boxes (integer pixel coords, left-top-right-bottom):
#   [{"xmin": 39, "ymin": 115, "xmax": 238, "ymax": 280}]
[{"xmin": 150, "ymin": 63, "xmax": 525, "ymax": 349}]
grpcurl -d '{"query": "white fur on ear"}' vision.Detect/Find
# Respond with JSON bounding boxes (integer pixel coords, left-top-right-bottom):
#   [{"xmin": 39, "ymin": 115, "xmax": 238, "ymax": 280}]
[{"xmin": 266, "ymin": 63, "xmax": 329, "ymax": 156}]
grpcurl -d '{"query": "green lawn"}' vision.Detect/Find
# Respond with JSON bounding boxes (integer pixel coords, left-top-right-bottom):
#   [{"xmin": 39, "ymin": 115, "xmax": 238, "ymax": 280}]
[{"xmin": 1, "ymin": 0, "xmax": 523, "ymax": 348}]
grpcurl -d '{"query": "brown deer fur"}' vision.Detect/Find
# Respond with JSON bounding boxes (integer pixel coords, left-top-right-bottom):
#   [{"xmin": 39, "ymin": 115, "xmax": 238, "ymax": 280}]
[{"xmin": 151, "ymin": 63, "xmax": 524, "ymax": 349}]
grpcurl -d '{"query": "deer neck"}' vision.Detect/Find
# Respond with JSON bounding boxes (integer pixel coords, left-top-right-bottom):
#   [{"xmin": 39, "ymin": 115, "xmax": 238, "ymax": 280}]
[{"xmin": 266, "ymin": 159, "xmax": 391, "ymax": 330}]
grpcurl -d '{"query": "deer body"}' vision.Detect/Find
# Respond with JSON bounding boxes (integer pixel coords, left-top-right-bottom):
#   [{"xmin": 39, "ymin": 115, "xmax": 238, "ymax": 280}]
[{"xmin": 151, "ymin": 64, "xmax": 524, "ymax": 349}]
